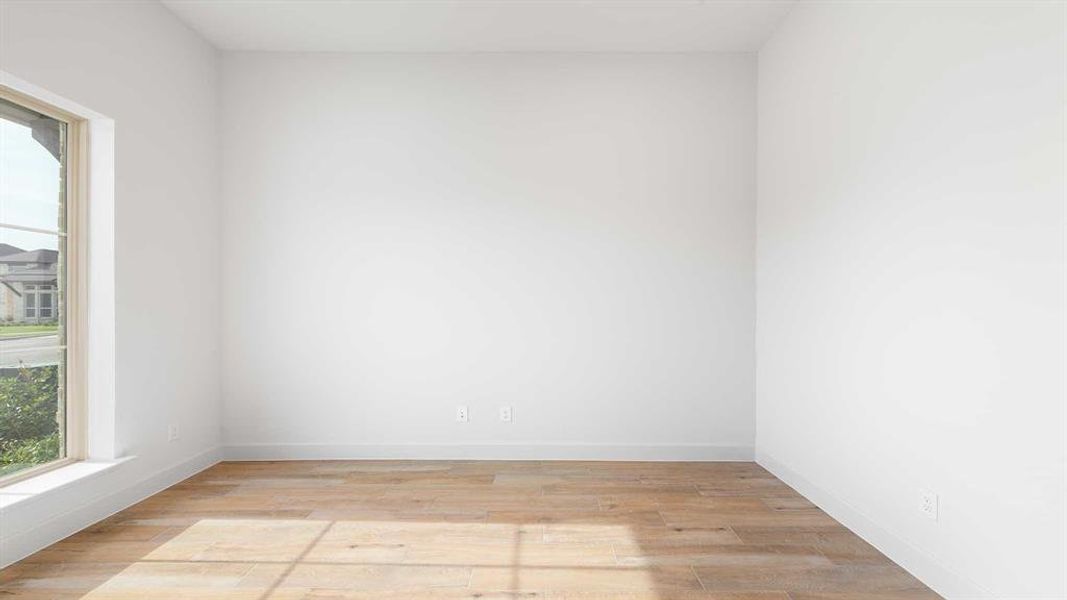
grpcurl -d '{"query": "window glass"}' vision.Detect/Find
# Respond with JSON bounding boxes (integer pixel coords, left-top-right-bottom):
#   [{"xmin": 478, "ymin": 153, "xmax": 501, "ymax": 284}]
[{"xmin": 0, "ymin": 96, "xmax": 68, "ymax": 480}]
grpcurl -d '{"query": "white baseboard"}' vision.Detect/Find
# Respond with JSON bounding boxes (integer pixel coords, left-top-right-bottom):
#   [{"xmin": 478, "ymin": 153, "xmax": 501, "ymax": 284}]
[
  {"xmin": 0, "ymin": 446, "xmax": 222, "ymax": 567},
  {"xmin": 224, "ymin": 442, "xmax": 754, "ymax": 462},
  {"xmin": 756, "ymin": 450, "xmax": 990, "ymax": 600}
]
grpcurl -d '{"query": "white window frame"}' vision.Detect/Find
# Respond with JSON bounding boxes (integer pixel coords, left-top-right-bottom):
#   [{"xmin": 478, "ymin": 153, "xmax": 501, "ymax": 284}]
[{"xmin": 0, "ymin": 86, "xmax": 87, "ymax": 485}]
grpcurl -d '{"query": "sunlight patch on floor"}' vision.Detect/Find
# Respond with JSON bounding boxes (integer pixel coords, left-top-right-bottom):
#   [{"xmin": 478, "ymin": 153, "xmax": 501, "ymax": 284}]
[{"xmin": 78, "ymin": 518, "xmax": 661, "ymax": 599}]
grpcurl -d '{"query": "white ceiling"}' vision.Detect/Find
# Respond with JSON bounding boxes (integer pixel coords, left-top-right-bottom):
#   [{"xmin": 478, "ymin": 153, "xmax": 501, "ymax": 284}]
[{"xmin": 160, "ymin": 0, "xmax": 796, "ymax": 53}]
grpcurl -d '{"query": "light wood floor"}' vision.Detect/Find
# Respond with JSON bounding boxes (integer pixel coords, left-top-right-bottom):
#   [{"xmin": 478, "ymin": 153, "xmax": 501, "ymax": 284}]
[{"xmin": 0, "ymin": 461, "xmax": 940, "ymax": 599}]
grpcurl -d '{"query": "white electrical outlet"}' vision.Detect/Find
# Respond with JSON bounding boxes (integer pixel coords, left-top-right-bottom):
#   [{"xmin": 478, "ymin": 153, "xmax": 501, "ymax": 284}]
[
  {"xmin": 919, "ymin": 490, "xmax": 938, "ymax": 521},
  {"xmin": 499, "ymin": 406, "xmax": 512, "ymax": 422},
  {"xmin": 167, "ymin": 424, "xmax": 180, "ymax": 442},
  {"xmin": 456, "ymin": 406, "xmax": 469, "ymax": 423}
]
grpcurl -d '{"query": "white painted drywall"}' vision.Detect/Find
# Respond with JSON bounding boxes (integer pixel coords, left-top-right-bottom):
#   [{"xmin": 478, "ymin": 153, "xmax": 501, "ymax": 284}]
[
  {"xmin": 756, "ymin": 2, "xmax": 1065, "ymax": 597},
  {"xmin": 0, "ymin": 0, "xmax": 222, "ymax": 563},
  {"xmin": 220, "ymin": 53, "xmax": 756, "ymax": 459}
]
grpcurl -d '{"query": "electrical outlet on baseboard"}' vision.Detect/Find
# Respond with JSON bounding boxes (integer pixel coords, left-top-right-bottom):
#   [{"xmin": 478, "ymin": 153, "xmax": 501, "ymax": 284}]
[
  {"xmin": 456, "ymin": 406, "xmax": 469, "ymax": 423},
  {"xmin": 168, "ymin": 424, "xmax": 180, "ymax": 442}
]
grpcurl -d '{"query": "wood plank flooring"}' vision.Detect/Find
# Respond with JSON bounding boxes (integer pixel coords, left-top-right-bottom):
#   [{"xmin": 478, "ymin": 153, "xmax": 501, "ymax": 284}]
[{"xmin": 0, "ymin": 460, "xmax": 941, "ymax": 599}]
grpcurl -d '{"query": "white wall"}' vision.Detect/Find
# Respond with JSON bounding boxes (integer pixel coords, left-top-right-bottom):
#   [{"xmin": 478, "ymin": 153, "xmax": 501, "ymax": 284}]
[
  {"xmin": 220, "ymin": 53, "xmax": 756, "ymax": 460},
  {"xmin": 0, "ymin": 0, "xmax": 221, "ymax": 563},
  {"xmin": 756, "ymin": 2, "xmax": 1065, "ymax": 597}
]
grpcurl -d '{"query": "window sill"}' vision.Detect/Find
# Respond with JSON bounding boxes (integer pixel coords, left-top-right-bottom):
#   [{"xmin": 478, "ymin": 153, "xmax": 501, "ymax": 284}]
[{"xmin": 0, "ymin": 456, "xmax": 135, "ymax": 513}]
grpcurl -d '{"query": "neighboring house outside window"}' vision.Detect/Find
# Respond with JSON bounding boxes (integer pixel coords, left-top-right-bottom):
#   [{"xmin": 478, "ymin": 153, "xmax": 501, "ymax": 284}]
[{"xmin": 0, "ymin": 247, "xmax": 59, "ymax": 324}]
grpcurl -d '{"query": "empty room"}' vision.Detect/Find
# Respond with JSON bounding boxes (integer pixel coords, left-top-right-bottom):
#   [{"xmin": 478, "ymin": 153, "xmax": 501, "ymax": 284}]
[{"xmin": 0, "ymin": 0, "xmax": 1063, "ymax": 598}]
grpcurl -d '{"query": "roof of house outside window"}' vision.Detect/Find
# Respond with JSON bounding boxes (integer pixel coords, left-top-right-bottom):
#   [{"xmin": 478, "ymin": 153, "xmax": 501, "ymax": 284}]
[
  {"xmin": 0, "ymin": 247, "xmax": 59, "ymax": 286},
  {"xmin": 0, "ymin": 249, "xmax": 58, "ymax": 264}
]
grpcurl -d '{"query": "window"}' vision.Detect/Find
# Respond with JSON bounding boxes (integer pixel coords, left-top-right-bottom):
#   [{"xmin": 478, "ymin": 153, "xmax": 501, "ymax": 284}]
[
  {"xmin": 19, "ymin": 284, "xmax": 56, "ymax": 321},
  {"xmin": 24, "ymin": 292, "xmax": 36, "ymax": 319},
  {"xmin": 39, "ymin": 288, "xmax": 54, "ymax": 319},
  {"xmin": 0, "ymin": 89, "xmax": 85, "ymax": 484}
]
